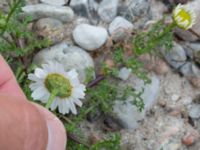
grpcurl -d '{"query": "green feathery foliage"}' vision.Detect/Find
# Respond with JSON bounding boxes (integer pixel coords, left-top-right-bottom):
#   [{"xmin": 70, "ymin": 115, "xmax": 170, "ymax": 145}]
[{"xmin": 133, "ymin": 19, "xmax": 175, "ymax": 55}]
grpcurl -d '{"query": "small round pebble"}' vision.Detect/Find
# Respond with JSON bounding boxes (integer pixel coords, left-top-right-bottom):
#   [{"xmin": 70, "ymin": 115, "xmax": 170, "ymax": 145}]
[{"xmin": 182, "ymin": 131, "xmax": 199, "ymax": 146}]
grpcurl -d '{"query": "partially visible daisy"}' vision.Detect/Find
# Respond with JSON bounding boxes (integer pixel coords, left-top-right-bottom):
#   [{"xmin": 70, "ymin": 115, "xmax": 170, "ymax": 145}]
[
  {"xmin": 28, "ymin": 61, "xmax": 86, "ymax": 115},
  {"xmin": 173, "ymin": 4, "xmax": 196, "ymax": 30}
]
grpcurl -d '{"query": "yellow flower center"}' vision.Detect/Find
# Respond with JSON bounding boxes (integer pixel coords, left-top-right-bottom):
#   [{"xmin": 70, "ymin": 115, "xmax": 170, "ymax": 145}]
[
  {"xmin": 173, "ymin": 5, "xmax": 195, "ymax": 30},
  {"xmin": 45, "ymin": 73, "xmax": 72, "ymax": 98},
  {"xmin": 177, "ymin": 9, "xmax": 191, "ymax": 23}
]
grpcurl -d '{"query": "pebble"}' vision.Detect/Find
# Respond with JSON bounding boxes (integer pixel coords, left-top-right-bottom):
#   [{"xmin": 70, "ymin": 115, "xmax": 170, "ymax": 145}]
[
  {"xmin": 33, "ymin": 42, "xmax": 95, "ymax": 83},
  {"xmin": 113, "ymin": 74, "xmax": 160, "ymax": 129},
  {"xmin": 109, "ymin": 16, "xmax": 133, "ymax": 41},
  {"xmin": 154, "ymin": 59, "xmax": 170, "ymax": 75},
  {"xmin": 105, "ymin": 59, "xmax": 115, "ymax": 69},
  {"xmin": 40, "ymin": 0, "xmax": 67, "ymax": 6},
  {"xmin": 118, "ymin": 0, "xmax": 150, "ymax": 21},
  {"xmin": 73, "ymin": 24, "xmax": 108, "ymax": 51},
  {"xmin": 171, "ymin": 94, "xmax": 180, "ymax": 101},
  {"xmin": 163, "ymin": 42, "xmax": 187, "ymax": 69},
  {"xmin": 174, "ymin": 28, "xmax": 199, "ymax": 42},
  {"xmin": 98, "ymin": 0, "xmax": 118, "ymax": 23},
  {"xmin": 182, "ymin": 130, "xmax": 199, "ymax": 146},
  {"xmin": 185, "ymin": 42, "xmax": 200, "ymax": 63},
  {"xmin": 186, "ymin": 0, "xmax": 200, "ymax": 37},
  {"xmin": 25, "ymin": 0, "xmax": 38, "ymax": 5},
  {"xmin": 179, "ymin": 62, "xmax": 200, "ymax": 77},
  {"xmin": 22, "ymin": 4, "xmax": 74, "ymax": 23},
  {"xmin": 189, "ymin": 77, "xmax": 200, "ymax": 88},
  {"xmin": 103, "ymin": 116, "xmax": 122, "ymax": 131},
  {"xmin": 87, "ymin": 0, "xmax": 101, "ymax": 24},
  {"xmin": 87, "ymin": 109, "xmax": 102, "ymax": 123},
  {"xmin": 188, "ymin": 104, "xmax": 200, "ymax": 119},
  {"xmin": 118, "ymin": 67, "xmax": 132, "ymax": 81},
  {"xmin": 70, "ymin": 0, "xmax": 88, "ymax": 17},
  {"xmin": 34, "ymin": 18, "xmax": 64, "ymax": 44},
  {"xmin": 138, "ymin": 54, "xmax": 169, "ymax": 75},
  {"xmin": 89, "ymin": 132, "xmax": 102, "ymax": 145}
]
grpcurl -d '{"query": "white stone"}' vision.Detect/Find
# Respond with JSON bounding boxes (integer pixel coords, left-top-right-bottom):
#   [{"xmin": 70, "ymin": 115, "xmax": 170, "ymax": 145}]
[
  {"xmin": 22, "ymin": 4, "xmax": 74, "ymax": 23},
  {"xmin": 164, "ymin": 42, "xmax": 187, "ymax": 69},
  {"xmin": 98, "ymin": 0, "xmax": 118, "ymax": 23},
  {"xmin": 73, "ymin": 24, "xmax": 108, "ymax": 51},
  {"xmin": 113, "ymin": 97, "xmax": 145, "ymax": 129},
  {"xmin": 113, "ymin": 74, "xmax": 160, "ymax": 129},
  {"xmin": 188, "ymin": 104, "xmax": 200, "ymax": 119},
  {"xmin": 33, "ymin": 42, "xmax": 95, "ymax": 83},
  {"xmin": 171, "ymin": 94, "xmax": 180, "ymax": 101},
  {"xmin": 118, "ymin": 67, "xmax": 132, "ymax": 81},
  {"xmin": 109, "ymin": 16, "xmax": 133, "ymax": 34},
  {"xmin": 109, "ymin": 16, "xmax": 133, "ymax": 41},
  {"xmin": 40, "ymin": 0, "xmax": 67, "ymax": 6}
]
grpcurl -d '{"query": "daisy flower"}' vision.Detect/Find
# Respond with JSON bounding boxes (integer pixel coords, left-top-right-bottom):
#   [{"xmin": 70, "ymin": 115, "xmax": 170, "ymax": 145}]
[
  {"xmin": 173, "ymin": 4, "xmax": 196, "ymax": 30},
  {"xmin": 28, "ymin": 61, "xmax": 86, "ymax": 115}
]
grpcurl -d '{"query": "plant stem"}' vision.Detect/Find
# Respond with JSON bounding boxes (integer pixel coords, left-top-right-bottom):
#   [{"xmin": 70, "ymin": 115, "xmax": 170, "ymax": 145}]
[
  {"xmin": 0, "ymin": 0, "xmax": 21, "ymax": 36},
  {"xmin": 159, "ymin": 21, "xmax": 177, "ymax": 38},
  {"xmin": 45, "ymin": 90, "xmax": 58, "ymax": 109},
  {"xmin": 144, "ymin": 21, "xmax": 177, "ymax": 52}
]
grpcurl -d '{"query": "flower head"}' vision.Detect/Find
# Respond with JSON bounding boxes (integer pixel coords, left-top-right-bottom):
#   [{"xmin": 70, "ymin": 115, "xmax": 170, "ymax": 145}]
[
  {"xmin": 173, "ymin": 4, "xmax": 196, "ymax": 30},
  {"xmin": 28, "ymin": 61, "xmax": 86, "ymax": 115}
]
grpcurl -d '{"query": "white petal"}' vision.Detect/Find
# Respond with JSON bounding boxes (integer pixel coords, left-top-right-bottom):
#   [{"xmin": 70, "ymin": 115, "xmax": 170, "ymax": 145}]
[
  {"xmin": 28, "ymin": 74, "xmax": 40, "ymax": 82},
  {"xmin": 58, "ymin": 100, "xmax": 65, "ymax": 114},
  {"xmin": 69, "ymin": 100, "xmax": 77, "ymax": 115},
  {"xmin": 40, "ymin": 92, "xmax": 50, "ymax": 103},
  {"xmin": 50, "ymin": 98, "xmax": 59, "ymax": 110},
  {"xmin": 73, "ymin": 99, "xmax": 83, "ymax": 107},
  {"xmin": 60, "ymin": 101, "xmax": 68, "ymax": 114},
  {"xmin": 35, "ymin": 68, "xmax": 47, "ymax": 78},
  {"xmin": 66, "ymin": 69, "xmax": 78, "ymax": 80},
  {"xmin": 63, "ymin": 100, "xmax": 70, "ymax": 114},
  {"xmin": 29, "ymin": 82, "xmax": 44, "ymax": 91},
  {"xmin": 31, "ymin": 87, "xmax": 47, "ymax": 100},
  {"xmin": 72, "ymin": 85, "xmax": 86, "ymax": 99},
  {"xmin": 42, "ymin": 63, "xmax": 52, "ymax": 72}
]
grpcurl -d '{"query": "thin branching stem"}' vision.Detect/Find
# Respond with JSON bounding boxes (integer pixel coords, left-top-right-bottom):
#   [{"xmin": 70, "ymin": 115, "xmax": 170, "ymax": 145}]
[{"xmin": 0, "ymin": 0, "xmax": 22, "ymax": 36}]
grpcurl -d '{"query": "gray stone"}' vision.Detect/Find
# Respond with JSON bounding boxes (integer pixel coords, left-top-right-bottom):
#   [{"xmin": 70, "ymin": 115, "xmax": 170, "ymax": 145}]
[
  {"xmin": 70, "ymin": 0, "xmax": 88, "ymax": 17},
  {"xmin": 33, "ymin": 42, "xmax": 95, "ymax": 83},
  {"xmin": 184, "ymin": 42, "xmax": 200, "ymax": 62},
  {"xmin": 25, "ymin": 0, "xmax": 39, "ymax": 5},
  {"xmin": 113, "ymin": 74, "xmax": 160, "ymax": 129},
  {"xmin": 73, "ymin": 24, "xmax": 108, "ymax": 51},
  {"xmin": 180, "ymin": 62, "xmax": 200, "ymax": 77},
  {"xmin": 150, "ymin": 0, "xmax": 167, "ymax": 21},
  {"xmin": 164, "ymin": 42, "xmax": 187, "ymax": 69},
  {"xmin": 22, "ymin": 4, "xmax": 74, "ymax": 23},
  {"xmin": 34, "ymin": 18, "xmax": 64, "ymax": 44},
  {"xmin": 174, "ymin": 28, "xmax": 199, "ymax": 42},
  {"xmin": 88, "ymin": 0, "xmax": 101, "ymax": 24},
  {"xmin": 188, "ymin": 104, "xmax": 200, "ymax": 119},
  {"xmin": 118, "ymin": 0, "xmax": 150, "ymax": 21},
  {"xmin": 98, "ymin": 0, "xmax": 118, "ymax": 23},
  {"xmin": 40, "ymin": 0, "xmax": 68, "ymax": 6},
  {"xmin": 113, "ymin": 98, "xmax": 145, "ymax": 129},
  {"xmin": 118, "ymin": 67, "xmax": 132, "ymax": 81},
  {"xmin": 109, "ymin": 16, "xmax": 133, "ymax": 41},
  {"xmin": 186, "ymin": 0, "xmax": 200, "ymax": 37}
]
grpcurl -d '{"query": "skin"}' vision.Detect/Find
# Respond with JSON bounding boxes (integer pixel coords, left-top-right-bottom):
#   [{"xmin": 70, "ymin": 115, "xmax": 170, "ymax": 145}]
[{"xmin": 0, "ymin": 55, "xmax": 66, "ymax": 150}]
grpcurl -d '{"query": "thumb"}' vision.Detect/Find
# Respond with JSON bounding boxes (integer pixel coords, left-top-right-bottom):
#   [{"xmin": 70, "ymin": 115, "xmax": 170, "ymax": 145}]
[{"xmin": 0, "ymin": 55, "xmax": 26, "ymax": 99}]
